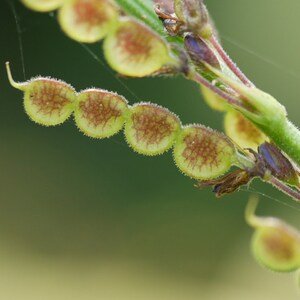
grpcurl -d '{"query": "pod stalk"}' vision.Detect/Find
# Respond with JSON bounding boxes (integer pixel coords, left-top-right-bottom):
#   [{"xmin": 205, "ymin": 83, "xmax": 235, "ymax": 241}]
[
  {"xmin": 189, "ymin": 70, "xmax": 246, "ymax": 109},
  {"xmin": 5, "ymin": 62, "xmax": 26, "ymax": 91},
  {"xmin": 245, "ymin": 196, "xmax": 261, "ymax": 228},
  {"xmin": 209, "ymin": 35, "xmax": 254, "ymax": 87},
  {"xmin": 268, "ymin": 176, "xmax": 300, "ymax": 202}
]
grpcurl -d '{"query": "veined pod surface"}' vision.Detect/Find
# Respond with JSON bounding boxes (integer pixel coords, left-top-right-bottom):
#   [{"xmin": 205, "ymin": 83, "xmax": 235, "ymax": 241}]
[
  {"xmin": 252, "ymin": 219, "xmax": 300, "ymax": 272},
  {"xmin": 58, "ymin": 0, "xmax": 118, "ymax": 43},
  {"xmin": 6, "ymin": 62, "xmax": 76, "ymax": 126},
  {"xmin": 21, "ymin": 0, "xmax": 64, "ymax": 12},
  {"xmin": 75, "ymin": 89, "xmax": 128, "ymax": 138},
  {"xmin": 247, "ymin": 198, "xmax": 300, "ymax": 272},
  {"xmin": 224, "ymin": 110, "xmax": 267, "ymax": 150},
  {"xmin": 173, "ymin": 124, "xmax": 236, "ymax": 179},
  {"xmin": 125, "ymin": 103, "xmax": 181, "ymax": 155},
  {"xmin": 103, "ymin": 17, "xmax": 173, "ymax": 77}
]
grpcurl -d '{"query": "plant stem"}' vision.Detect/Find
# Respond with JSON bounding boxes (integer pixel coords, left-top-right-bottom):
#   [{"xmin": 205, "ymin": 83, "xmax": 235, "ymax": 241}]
[
  {"xmin": 268, "ymin": 176, "xmax": 300, "ymax": 202},
  {"xmin": 245, "ymin": 196, "xmax": 261, "ymax": 227},
  {"xmin": 209, "ymin": 35, "xmax": 254, "ymax": 87},
  {"xmin": 262, "ymin": 120, "xmax": 300, "ymax": 167},
  {"xmin": 188, "ymin": 71, "xmax": 247, "ymax": 109},
  {"xmin": 114, "ymin": 0, "xmax": 164, "ymax": 34}
]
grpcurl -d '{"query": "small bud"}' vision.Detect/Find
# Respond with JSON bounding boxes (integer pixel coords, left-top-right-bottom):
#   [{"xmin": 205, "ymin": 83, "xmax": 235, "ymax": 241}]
[
  {"xmin": 6, "ymin": 62, "xmax": 76, "ymax": 126},
  {"xmin": 246, "ymin": 197, "xmax": 300, "ymax": 272},
  {"xmin": 124, "ymin": 103, "xmax": 181, "ymax": 155},
  {"xmin": 224, "ymin": 110, "xmax": 267, "ymax": 150},
  {"xmin": 200, "ymin": 85, "xmax": 228, "ymax": 112},
  {"xmin": 184, "ymin": 34, "xmax": 220, "ymax": 70},
  {"xmin": 174, "ymin": 0, "xmax": 212, "ymax": 39},
  {"xmin": 258, "ymin": 142, "xmax": 299, "ymax": 186},
  {"xmin": 153, "ymin": 0, "xmax": 174, "ymax": 14},
  {"xmin": 58, "ymin": 0, "xmax": 118, "ymax": 43},
  {"xmin": 103, "ymin": 17, "xmax": 173, "ymax": 77},
  {"xmin": 74, "ymin": 89, "xmax": 128, "ymax": 138},
  {"xmin": 173, "ymin": 124, "xmax": 237, "ymax": 179},
  {"xmin": 21, "ymin": 0, "xmax": 64, "ymax": 12}
]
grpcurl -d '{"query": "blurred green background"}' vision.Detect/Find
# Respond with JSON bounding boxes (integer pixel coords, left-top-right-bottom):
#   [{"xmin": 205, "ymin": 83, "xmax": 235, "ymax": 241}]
[{"xmin": 1, "ymin": 0, "xmax": 300, "ymax": 299}]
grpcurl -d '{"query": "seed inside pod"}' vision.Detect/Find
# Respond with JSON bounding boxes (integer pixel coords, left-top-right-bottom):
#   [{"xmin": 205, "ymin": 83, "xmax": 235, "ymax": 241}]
[
  {"xmin": 246, "ymin": 197, "xmax": 300, "ymax": 272},
  {"xmin": 173, "ymin": 124, "xmax": 236, "ymax": 179},
  {"xmin": 75, "ymin": 89, "xmax": 128, "ymax": 138},
  {"xmin": 6, "ymin": 62, "xmax": 76, "ymax": 126},
  {"xmin": 125, "ymin": 103, "xmax": 181, "ymax": 155},
  {"xmin": 103, "ymin": 17, "xmax": 173, "ymax": 77},
  {"xmin": 224, "ymin": 110, "xmax": 267, "ymax": 150},
  {"xmin": 58, "ymin": 0, "xmax": 118, "ymax": 43},
  {"xmin": 252, "ymin": 221, "xmax": 300, "ymax": 272}
]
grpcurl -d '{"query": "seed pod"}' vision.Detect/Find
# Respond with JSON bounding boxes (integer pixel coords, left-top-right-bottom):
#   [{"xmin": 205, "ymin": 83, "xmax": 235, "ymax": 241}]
[
  {"xmin": 200, "ymin": 85, "xmax": 228, "ymax": 112},
  {"xmin": 184, "ymin": 34, "xmax": 220, "ymax": 70},
  {"xmin": 246, "ymin": 197, "xmax": 300, "ymax": 272},
  {"xmin": 224, "ymin": 110, "xmax": 267, "ymax": 150},
  {"xmin": 124, "ymin": 103, "xmax": 181, "ymax": 155},
  {"xmin": 74, "ymin": 89, "xmax": 128, "ymax": 138},
  {"xmin": 252, "ymin": 219, "xmax": 300, "ymax": 272},
  {"xmin": 21, "ymin": 0, "xmax": 64, "ymax": 12},
  {"xmin": 174, "ymin": 0, "xmax": 212, "ymax": 39},
  {"xmin": 173, "ymin": 125, "xmax": 236, "ymax": 179},
  {"xmin": 58, "ymin": 0, "xmax": 118, "ymax": 43},
  {"xmin": 103, "ymin": 17, "xmax": 173, "ymax": 77},
  {"xmin": 6, "ymin": 62, "xmax": 76, "ymax": 126}
]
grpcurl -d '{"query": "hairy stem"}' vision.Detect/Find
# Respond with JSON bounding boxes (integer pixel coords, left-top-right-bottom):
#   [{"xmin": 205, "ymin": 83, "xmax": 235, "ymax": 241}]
[
  {"xmin": 209, "ymin": 35, "xmax": 254, "ymax": 87},
  {"xmin": 260, "ymin": 120, "xmax": 300, "ymax": 167},
  {"xmin": 268, "ymin": 176, "xmax": 300, "ymax": 202},
  {"xmin": 188, "ymin": 71, "xmax": 247, "ymax": 109}
]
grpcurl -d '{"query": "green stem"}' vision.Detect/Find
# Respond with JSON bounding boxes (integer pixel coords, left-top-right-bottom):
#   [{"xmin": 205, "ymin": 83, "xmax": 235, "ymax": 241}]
[
  {"xmin": 245, "ymin": 196, "xmax": 261, "ymax": 228},
  {"xmin": 209, "ymin": 35, "xmax": 254, "ymax": 87},
  {"xmin": 261, "ymin": 120, "xmax": 300, "ymax": 166},
  {"xmin": 114, "ymin": 0, "xmax": 164, "ymax": 34}
]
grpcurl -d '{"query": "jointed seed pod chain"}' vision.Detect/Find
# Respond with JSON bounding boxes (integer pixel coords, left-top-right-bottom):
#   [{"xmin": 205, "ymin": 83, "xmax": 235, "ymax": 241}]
[{"xmin": 6, "ymin": 62, "xmax": 237, "ymax": 181}]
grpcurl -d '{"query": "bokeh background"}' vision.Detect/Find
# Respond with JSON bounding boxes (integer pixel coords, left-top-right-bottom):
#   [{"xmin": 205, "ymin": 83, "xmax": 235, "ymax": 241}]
[{"xmin": 1, "ymin": 0, "xmax": 300, "ymax": 299}]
